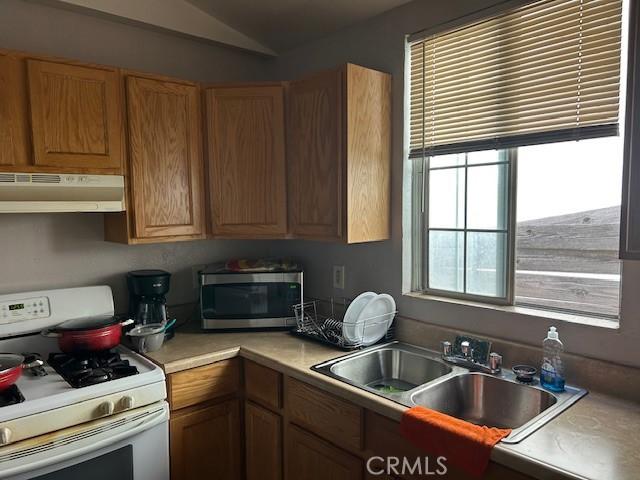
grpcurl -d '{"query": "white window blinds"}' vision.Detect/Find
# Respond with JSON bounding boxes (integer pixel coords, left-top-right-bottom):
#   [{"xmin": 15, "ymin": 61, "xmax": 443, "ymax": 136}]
[{"xmin": 409, "ymin": 0, "xmax": 623, "ymax": 157}]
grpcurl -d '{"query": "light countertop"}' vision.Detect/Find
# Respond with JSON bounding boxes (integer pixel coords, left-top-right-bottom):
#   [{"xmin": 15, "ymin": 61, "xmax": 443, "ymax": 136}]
[{"xmin": 146, "ymin": 327, "xmax": 640, "ymax": 480}]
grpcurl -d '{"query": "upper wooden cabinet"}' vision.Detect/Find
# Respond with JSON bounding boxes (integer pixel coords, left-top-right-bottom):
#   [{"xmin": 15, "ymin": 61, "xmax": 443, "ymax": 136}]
[
  {"xmin": 205, "ymin": 84, "xmax": 287, "ymax": 237},
  {"xmin": 27, "ymin": 59, "xmax": 123, "ymax": 173},
  {"xmin": 105, "ymin": 74, "xmax": 206, "ymax": 243},
  {"xmin": 0, "ymin": 53, "xmax": 30, "ymax": 167},
  {"xmin": 287, "ymin": 68, "xmax": 343, "ymax": 240},
  {"xmin": 287, "ymin": 63, "xmax": 391, "ymax": 243}
]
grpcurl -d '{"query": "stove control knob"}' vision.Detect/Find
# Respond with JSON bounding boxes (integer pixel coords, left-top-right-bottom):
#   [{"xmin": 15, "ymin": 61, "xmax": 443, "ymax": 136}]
[
  {"xmin": 0, "ymin": 427, "xmax": 12, "ymax": 446},
  {"xmin": 99, "ymin": 400, "xmax": 115, "ymax": 416},
  {"xmin": 121, "ymin": 396, "xmax": 135, "ymax": 410}
]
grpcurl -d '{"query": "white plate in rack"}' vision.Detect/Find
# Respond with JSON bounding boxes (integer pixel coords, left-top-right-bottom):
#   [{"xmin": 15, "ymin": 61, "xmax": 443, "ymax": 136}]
[
  {"xmin": 342, "ymin": 291, "xmax": 377, "ymax": 343},
  {"xmin": 353, "ymin": 294, "xmax": 396, "ymax": 346}
]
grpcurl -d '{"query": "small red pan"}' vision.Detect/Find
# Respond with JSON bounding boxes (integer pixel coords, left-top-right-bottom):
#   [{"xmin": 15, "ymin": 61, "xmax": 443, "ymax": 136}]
[
  {"xmin": 42, "ymin": 316, "xmax": 134, "ymax": 353},
  {"xmin": 0, "ymin": 354, "xmax": 44, "ymax": 391}
]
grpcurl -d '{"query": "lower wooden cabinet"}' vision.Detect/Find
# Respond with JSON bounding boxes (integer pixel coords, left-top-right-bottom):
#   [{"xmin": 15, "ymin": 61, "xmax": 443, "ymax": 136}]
[
  {"xmin": 286, "ymin": 424, "xmax": 363, "ymax": 480},
  {"xmin": 170, "ymin": 399, "xmax": 241, "ymax": 480},
  {"xmin": 166, "ymin": 360, "xmax": 538, "ymax": 480},
  {"xmin": 245, "ymin": 401, "xmax": 282, "ymax": 480}
]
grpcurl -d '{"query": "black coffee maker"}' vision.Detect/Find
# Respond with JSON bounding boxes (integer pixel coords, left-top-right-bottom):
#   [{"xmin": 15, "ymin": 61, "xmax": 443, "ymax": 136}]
[{"xmin": 127, "ymin": 270, "xmax": 171, "ymax": 326}]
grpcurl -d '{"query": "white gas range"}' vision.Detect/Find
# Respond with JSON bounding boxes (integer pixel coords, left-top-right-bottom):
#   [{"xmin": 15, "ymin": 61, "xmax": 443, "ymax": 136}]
[{"xmin": 0, "ymin": 286, "xmax": 169, "ymax": 480}]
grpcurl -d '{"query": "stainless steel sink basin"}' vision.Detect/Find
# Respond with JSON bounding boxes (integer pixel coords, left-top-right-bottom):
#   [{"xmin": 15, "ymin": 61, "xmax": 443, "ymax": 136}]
[
  {"xmin": 313, "ymin": 342, "xmax": 454, "ymax": 398},
  {"xmin": 313, "ymin": 341, "xmax": 587, "ymax": 443},
  {"xmin": 411, "ymin": 373, "xmax": 556, "ymax": 429},
  {"xmin": 329, "ymin": 345, "xmax": 452, "ymax": 392}
]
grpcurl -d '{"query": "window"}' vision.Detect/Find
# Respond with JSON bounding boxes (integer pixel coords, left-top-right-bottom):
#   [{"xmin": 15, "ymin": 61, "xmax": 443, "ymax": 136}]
[
  {"xmin": 515, "ymin": 137, "xmax": 623, "ymax": 317},
  {"xmin": 426, "ymin": 150, "xmax": 512, "ymax": 299},
  {"xmin": 409, "ymin": 0, "xmax": 627, "ymax": 319}
]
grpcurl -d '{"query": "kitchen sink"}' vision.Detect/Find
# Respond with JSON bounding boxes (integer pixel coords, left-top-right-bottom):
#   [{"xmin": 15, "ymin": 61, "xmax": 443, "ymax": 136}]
[
  {"xmin": 327, "ymin": 344, "xmax": 452, "ymax": 393},
  {"xmin": 411, "ymin": 372, "xmax": 557, "ymax": 429},
  {"xmin": 313, "ymin": 341, "xmax": 587, "ymax": 443}
]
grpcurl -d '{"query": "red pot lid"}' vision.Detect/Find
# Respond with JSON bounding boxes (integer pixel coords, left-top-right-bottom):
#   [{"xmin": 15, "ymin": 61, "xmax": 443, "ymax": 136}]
[
  {"xmin": 52, "ymin": 315, "xmax": 119, "ymax": 332},
  {"xmin": 0, "ymin": 354, "xmax": 24, "ymax": 374}
]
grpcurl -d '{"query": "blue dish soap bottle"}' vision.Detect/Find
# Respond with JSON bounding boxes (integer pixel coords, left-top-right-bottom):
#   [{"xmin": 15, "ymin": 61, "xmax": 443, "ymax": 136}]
[{"xmin": 540, "ymin": 326, "xmax": 565, "ymax": 392}]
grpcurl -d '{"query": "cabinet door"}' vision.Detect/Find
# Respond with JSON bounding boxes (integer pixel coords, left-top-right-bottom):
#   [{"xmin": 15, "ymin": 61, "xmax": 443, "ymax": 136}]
[
  {"xmin": 245, "ymin": 401, "xmax": 282, "ymax": 480},
  {"xmin": 286, "ymin": 425, "xmax": 362, "ymax": 480},
  {"xmin": 27, "ymin": 59, "xmax": 122, "ymax": 172},
  {"xmin": 0, "ymin": 54, "xmax": 30, "ymax": 167},
  {"xmin": 207, "ymin": 85, "xmax": 287, "ymax": 237},
  {"xmin": 287, "ymin": 69, "xmax": 343, "ymax": 240},
  {"xmin": 126, "ymin": 75, "xmax": 205, "ymax": 239},
  {"xmin": 170, "ymin": 400, "xmax": 241, "ymax": 480}
]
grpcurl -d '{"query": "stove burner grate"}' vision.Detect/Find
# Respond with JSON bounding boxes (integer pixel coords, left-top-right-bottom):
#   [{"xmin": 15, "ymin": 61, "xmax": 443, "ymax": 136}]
[
  {"xmin": 0, "ymin": 384, "xmax": 25, "ymax": 407},
  {"xmin": 48, "ymin": 350, "xmax": 139, "ymax": 388}
]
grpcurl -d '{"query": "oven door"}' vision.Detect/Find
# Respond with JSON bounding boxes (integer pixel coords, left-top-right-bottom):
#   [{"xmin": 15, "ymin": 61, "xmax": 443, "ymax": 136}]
[
  {"xmin": 200, "ymin": 272, "xmax": 302, "ymax": 329},
  {"xmin": 0, "ymin": 401, "xmax": 169, "ymax": 480}
]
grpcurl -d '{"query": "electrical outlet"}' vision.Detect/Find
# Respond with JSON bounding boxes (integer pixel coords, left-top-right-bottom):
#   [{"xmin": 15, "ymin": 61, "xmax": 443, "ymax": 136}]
[{"xmin": 333, "ymin": 265, "xmax": 345, "ymax": 290}]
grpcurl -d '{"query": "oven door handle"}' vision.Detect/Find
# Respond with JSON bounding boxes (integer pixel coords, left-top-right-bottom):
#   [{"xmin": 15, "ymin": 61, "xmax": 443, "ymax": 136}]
[{"xmin": 0, "ymin": 402, "xmax": 169, "ymax": 479}]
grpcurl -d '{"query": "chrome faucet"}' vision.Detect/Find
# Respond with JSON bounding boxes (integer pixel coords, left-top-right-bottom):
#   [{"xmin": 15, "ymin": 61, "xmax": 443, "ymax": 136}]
[
  {"xmin": 460, "ymin": 340, "xmax": 473, "ymax": 359},
  {"xmin": 441, "ymin": 335, "xmax": 502, "ymax": 374}
]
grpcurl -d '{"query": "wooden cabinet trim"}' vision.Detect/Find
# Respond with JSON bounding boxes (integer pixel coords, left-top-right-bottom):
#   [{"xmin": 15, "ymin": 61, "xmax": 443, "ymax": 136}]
[
  {"xmin": 345, "ymin": 63, "xmax": 391, "ymax": 243},
  {"xmin": 168, "ymin": 358, "xmax": 240, "ymax": 411}
]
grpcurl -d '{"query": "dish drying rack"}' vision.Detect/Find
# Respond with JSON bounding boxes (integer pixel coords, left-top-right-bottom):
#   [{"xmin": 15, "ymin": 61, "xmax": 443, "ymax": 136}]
[{"xmin": 292, "ymin": 297, "xmax": 396, "ymax": 350}]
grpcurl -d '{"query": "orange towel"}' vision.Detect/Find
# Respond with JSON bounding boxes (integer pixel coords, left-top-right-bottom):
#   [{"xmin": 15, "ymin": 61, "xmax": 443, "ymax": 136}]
[{"xmin": 400, "ymin": 406, "xmax": 511, "ymax": 478}]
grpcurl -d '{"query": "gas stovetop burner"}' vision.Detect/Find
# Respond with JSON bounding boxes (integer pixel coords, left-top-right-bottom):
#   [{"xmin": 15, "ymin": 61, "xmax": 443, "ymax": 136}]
[
  {"xmin": 48, "ymin": 350, "xmax": 139, "ymax": 388},
  {"xmin": 0, "ymin": 385, "xmax": 25, "ymax": 407}
]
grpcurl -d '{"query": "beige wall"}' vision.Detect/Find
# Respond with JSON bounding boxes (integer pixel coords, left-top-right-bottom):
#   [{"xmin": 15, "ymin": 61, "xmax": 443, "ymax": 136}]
[
  {"xmin": 270, "ymin": 0, "xmax": 640, "ymax": 369},
  {"xmin": 0, "ymin": 0, "xmax": 278, "ymax": 313}
]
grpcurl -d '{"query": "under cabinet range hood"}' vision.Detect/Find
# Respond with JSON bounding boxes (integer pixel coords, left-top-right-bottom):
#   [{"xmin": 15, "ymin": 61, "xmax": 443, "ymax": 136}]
[{"xmin": 0, "ymin": 172, "xmax": 125, "ymax": 213}]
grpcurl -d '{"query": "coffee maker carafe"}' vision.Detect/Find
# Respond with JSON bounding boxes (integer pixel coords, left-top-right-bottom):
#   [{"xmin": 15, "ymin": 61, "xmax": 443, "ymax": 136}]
[{"xmin": 127, "ymin": 270, "xmax": 171, "ymax": 325}]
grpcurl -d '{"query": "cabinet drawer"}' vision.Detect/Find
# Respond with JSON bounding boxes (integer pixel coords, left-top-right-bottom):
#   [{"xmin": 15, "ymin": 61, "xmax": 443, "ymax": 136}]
[
  {"xmin": 286, "ymin": 378, "xmax": 362, "ymax": 451},
  {"xmin": 245, "ymin": 360, "xmax": 282, "ymax": 410},
  {"xmin": 169, "ymin": 359, "xmax": 240, "ymax": 411}
]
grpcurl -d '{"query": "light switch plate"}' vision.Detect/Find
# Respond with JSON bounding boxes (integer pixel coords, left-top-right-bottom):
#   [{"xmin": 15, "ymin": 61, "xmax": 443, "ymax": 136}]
[{"xmin": 333, "ymin": 265, "xmax": 345, "ymax": 290}]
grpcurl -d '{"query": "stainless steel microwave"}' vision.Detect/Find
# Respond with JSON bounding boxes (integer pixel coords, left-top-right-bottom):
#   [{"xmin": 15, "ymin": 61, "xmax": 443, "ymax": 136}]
[{"xmin": 199, "ymin": 265, "xmax": 302, "ymax": 330}]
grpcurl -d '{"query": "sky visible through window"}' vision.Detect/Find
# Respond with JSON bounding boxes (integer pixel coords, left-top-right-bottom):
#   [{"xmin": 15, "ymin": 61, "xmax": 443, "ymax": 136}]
[{"xmin": 517, "ymin": 136, "xmax": 623, "ymax": 222}]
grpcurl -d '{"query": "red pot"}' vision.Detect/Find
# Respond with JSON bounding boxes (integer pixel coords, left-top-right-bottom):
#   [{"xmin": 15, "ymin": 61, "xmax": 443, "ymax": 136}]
[
  {"xmin": 43, "ymin": 316, "xmax": 134, "ymax": 353},
  {"xmin": 0, "ymin": 354, "xmax": 44, "ymax": 391}
]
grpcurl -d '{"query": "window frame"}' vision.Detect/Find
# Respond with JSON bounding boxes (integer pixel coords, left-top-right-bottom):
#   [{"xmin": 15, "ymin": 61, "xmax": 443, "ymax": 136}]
[
  {"xmin": 412, "ymin": 149, "xmax": 518, "ymax": 306},
  {"xmin": 411, "ymin": 143, "xmax": 623, "ymax": 320}
]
